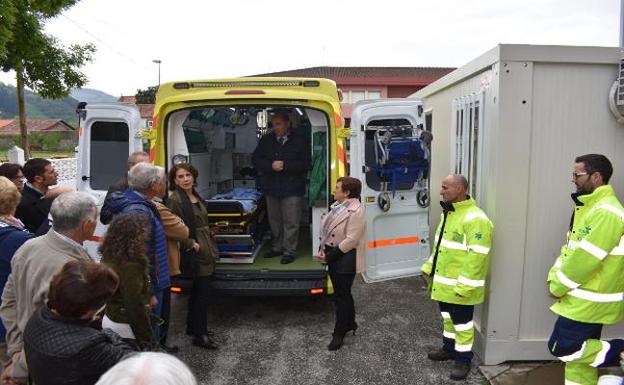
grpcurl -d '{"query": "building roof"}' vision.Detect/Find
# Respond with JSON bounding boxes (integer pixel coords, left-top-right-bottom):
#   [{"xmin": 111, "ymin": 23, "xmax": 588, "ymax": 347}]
[
  {"xmin": 118, "ymin": 95, "xmax": 137, "ymax": 103},
  {"xmin": 251, "ymin": 66, "xmax": 456, "ymax": 86},
  {"xmin": 0, "ymin": 119, "xmax": 75, "ymax": 134}
]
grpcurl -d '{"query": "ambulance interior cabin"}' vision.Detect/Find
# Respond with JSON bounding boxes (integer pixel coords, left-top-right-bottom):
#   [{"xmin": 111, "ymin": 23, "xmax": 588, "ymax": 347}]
[{"xmin": 166, "ymin": 105, "xmax": 329, "ymax": 268}]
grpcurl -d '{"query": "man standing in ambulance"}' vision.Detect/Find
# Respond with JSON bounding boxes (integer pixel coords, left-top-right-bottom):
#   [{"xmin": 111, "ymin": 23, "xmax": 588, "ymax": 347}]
[
  {"xmin": 547, "ymin": 154, "xmax": 624, "ymax": 385},
  {"xmin": 421, "ymin": 174, "xmax": 493, "ymax": 381},
  {"xmin": 252, "ymin": 110, "xmax": 310, "ymax": 264}
]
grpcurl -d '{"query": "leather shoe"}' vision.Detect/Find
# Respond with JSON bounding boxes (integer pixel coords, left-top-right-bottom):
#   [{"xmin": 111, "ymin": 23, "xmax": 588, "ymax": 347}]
[
  {"xmin": 450, "ymin": 362, "xmax": 471, "ymax": 380},
  {"xmin": 264, "ymin": 249, "xmax": 282, "ymax": 258},
  {"xmin": 280, "ymin": 254, "xmax": 295, "ymax": 264},
  {"xmin": 427, "ymin": 348, "xmax": 454, "ymax": 361},
  {"xmin": 160, "ymin": 344, "xmax": 179, "ymax": 354},
  {"xmin": 192, "ymin": 334, "xmax": 218, "ymax": 350},
  {"xmin": 327, "ymin": 334, "xmax": 344, "ymax": 351},
  {"xmin": 186, "ymin": 327, "xmax": 214, "ymax": 337}
]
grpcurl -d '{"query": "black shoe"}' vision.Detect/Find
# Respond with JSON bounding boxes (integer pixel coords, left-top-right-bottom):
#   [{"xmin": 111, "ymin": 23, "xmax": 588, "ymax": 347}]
[
  {"xmin": 160, "ymin": 344, "xmax": 179, "ymax": 354},
  {"xmin": 192, "ymin": 334, "xmax": 218, "ymax": 350},
  {"xmin": 186, "ymin": 327, "xmax": 214, "ymax": 337},
  {"xmin": 280, "ymin": 254, "xmax": 295, "ymax": 264},
  {"xmin": 346, "ymin": 322, "xmax": 358, "ymax": 336},
  {"xmin": 450, "ymin": 362, "xmax": 471, "ymax": 380},
  {"xmin": 327, "ymin": 334, "xmax": 344, "ymax": 351},
  {"xmin": 427, "ymin": 348, "xmax": 454, "ymax": 361},
  {"xmin": 264, "ymin": 249, "xmax": 282, "ymax": 258}
]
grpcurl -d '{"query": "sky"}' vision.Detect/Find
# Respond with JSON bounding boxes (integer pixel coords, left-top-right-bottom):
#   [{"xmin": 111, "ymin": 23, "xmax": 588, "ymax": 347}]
[{"xmin": 0, "ymin": 0, "xmax": 620, "ymax": 97}]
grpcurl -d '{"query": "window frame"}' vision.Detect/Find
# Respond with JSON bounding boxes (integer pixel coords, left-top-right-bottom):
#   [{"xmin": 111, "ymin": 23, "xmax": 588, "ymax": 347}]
[{"xmin": 450, "ymin": 92, "xmax": 485, "ymax": 197}]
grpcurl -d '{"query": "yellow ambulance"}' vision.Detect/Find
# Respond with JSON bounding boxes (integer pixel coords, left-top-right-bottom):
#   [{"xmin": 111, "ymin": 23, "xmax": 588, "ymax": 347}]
[{"xmin": 77, "ymin": 78, "xmax": 431, "ymax": 296}]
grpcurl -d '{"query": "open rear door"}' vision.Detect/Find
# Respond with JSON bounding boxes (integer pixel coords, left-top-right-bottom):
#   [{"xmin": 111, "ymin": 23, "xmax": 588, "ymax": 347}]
[
  {"xmin": 349, "ymin": 99, "xmax": 431, "ymax": 282},
  {"xmin": 76, "ymin": 103, "xmax": 144, "ymax": 259}
]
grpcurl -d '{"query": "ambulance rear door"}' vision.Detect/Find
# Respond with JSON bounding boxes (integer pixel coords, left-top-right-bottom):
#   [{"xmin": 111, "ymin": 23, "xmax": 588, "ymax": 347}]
[
  {"xmin": 76, "ymin": 103, "xmax": 144, "ymax": 259},
  {"xmin": 349, "ymin": 99, "xmax": 431, "ymax": 282}
]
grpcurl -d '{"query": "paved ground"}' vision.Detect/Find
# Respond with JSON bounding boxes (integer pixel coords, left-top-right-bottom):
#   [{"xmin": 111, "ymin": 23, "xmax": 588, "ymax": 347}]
[{"xmin": 168, "ymin": 276, "xmax": 487, "ymax": 385}]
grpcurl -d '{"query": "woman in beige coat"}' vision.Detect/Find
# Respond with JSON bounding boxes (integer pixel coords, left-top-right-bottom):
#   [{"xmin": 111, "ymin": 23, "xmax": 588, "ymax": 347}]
[{"xmin": 319, "ymin": 176, "xmax": 366, "ymax": 351}]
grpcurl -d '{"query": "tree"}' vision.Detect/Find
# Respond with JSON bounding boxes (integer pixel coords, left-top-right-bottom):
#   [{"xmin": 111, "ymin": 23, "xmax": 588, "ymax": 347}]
[
  {"xmin": 135, "ymin": 86, "xmax": 158, "ymax": 104},
  {"xmin": 0, "ymin": 0, "xmax": 95, "ymax": 159}
]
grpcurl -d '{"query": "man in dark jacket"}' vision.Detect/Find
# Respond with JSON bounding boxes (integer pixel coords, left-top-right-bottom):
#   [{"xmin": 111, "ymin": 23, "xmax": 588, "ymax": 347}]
[
  {"xmin": 252, "ymin": 111, "xmax": 310, "ymax": 264},
  {"xmin": 100, "ymin": 151, "xmax": 150, "ymax": 225},
  {"xmin": 15, "ymin": 158, "xmax": 72, "ymax": 234},
  {"xmin": 101, "ymin": 163, "xmax": 171, "ymax": 344}
]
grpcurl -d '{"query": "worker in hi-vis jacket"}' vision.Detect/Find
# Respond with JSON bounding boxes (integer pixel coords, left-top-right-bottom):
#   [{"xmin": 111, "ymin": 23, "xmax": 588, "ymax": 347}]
[
  {"xmin": 547, "ymin": 154, "xmax": 624, "ymax": 385},
  {"xmin": 421, "ymin": 174, "xmax": 493, "ymax": 381}
]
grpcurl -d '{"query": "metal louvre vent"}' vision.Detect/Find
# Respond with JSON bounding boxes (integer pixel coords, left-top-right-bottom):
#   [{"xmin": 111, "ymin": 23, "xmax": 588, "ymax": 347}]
[{"xmin": 618, "ymin": 57, "xmax": 624, "ymax": 106}]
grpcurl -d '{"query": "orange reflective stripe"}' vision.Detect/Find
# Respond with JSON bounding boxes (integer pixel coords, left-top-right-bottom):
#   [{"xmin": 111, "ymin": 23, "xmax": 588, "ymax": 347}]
[
  {"xmin": 89, "ymin": 235, "xmax": 103, "ymax": 242},
  {"xmin": 367, "ymin": 236, "xmax": 420, "ymax": 249},
  {"xmin": 149, "ymin": 146, "xmax": 156, "ymax": 162}
]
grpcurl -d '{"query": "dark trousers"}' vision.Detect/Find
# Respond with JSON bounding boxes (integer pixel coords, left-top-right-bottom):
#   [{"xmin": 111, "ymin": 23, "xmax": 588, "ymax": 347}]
[
  {"xmin": 159, "ymin": 288, "xmax": 171, "ymax": 345},
  {"xmin": 438, "ymin": 301, "xmax": 475, "ymax": 365},
  {"xmin": 187, "ymin": 276, "xmax": 212, "ymax": 336},
  {"xmin": 327, "ymin": 249, "xmax": 357, "ymax": 336},
  {"xmin": 548, "ymin": 316, "xmax": 624, "ymax": 385}
]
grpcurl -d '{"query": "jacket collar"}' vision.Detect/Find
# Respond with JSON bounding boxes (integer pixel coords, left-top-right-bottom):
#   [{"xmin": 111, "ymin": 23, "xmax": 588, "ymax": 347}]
[
  {"xmin": 440, "ymin": 195, "xmax": 474, "ymax": 212},
  {"xmin": 573, "ymin": 185, "xmax": 615, "ymax": 207},
  {"xmin": 44, "ymin": 230, "xmax": 90, "ymax": 260},
  {"xmin": 342, "ymin": 198, "xmax": 362, "ymax": 212}
]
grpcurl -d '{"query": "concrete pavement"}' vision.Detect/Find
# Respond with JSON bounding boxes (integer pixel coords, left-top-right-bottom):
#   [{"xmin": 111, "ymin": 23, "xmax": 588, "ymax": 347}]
[{"xmin": 167, "ymin": 275, "xmax": 487, "ymax": 385}]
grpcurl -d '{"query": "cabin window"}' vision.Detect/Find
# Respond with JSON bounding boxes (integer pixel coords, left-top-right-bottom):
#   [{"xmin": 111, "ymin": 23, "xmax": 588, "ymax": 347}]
[
  {"xmin": 89, "ymin": 121, "xmax": 129, "ymax": 190},
  {"xmin": 451, "ymin": 92, "xmax": 484, "ymax": 196}
]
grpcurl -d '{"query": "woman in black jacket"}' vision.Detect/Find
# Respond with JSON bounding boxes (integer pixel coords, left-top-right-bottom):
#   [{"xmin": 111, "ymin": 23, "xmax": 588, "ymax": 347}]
[
  {"xmin": 23, "ymin": 260, "xmax": 134, "ymax": 385},
  {"xmin": 167, "ymin": 163, "xmax": 219, "ymax": 349}
]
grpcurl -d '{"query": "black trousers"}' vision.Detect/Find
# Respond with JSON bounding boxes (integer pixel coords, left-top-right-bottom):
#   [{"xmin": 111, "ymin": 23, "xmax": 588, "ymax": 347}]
[
  {"xmin": 187, "ymin": 275, "xmax": 212, "ymax": 336},
  {"xmin": 327, "ymin": 248, "xmax": 357, "ymax": 335},
  {"xmin": 159, "ymin": 288, "xmax": 171, "ymax": 345}
]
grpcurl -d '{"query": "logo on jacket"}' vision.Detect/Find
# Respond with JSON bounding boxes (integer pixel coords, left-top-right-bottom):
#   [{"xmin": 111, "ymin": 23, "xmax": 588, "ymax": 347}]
[{"xmin": 474, "ymin": 232, "xmax": 483, "ymax": 240}]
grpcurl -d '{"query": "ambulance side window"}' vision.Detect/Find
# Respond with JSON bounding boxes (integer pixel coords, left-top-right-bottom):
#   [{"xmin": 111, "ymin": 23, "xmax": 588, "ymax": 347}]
[{"xmin": 90, "ymin": 121, "xmax": 129, "ymax": 190}]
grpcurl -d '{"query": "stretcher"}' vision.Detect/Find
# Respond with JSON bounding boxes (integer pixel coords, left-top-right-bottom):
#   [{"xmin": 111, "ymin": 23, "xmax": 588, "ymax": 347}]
[{"xmin": 206, "ymin": 188, "xmax": 267, "ymax": 263}]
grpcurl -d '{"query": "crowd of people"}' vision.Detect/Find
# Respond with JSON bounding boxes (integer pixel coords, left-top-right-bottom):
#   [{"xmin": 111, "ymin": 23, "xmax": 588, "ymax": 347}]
[{"xmin": 0, "ymin": 148, "xmax": 622, "ymax": 385}]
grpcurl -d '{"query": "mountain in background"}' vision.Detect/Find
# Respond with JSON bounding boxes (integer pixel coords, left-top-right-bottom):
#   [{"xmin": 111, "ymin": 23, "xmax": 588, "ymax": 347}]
[
  {"xmin": 70, "ymin": 87, "xmax": 117, "ymax": 103},
  {"xmin": 0, "ymin": 82, "xmax": 79, "ymax": 125},
  {"xmin": 0, "ymin": 84, "xmax": 118, "ymax": 126}
]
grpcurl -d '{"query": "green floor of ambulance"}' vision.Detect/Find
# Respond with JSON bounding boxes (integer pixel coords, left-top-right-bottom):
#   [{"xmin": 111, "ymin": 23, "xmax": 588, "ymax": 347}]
[{"xmin": 216, "ymin": 229, "xmax": 324, "ymax": 271}]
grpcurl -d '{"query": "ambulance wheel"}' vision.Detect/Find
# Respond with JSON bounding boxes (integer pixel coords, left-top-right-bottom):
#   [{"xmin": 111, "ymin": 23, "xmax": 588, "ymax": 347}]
[{"xmin": 377, "ymin": 192, "xmax": 391, "ymax": 212}]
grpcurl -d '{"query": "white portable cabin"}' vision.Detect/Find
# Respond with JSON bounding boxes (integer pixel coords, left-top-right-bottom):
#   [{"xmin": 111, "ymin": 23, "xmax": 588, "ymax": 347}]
[{"xmin": 413, "ymin": 44, "xmax": 624, "ymax": 365}]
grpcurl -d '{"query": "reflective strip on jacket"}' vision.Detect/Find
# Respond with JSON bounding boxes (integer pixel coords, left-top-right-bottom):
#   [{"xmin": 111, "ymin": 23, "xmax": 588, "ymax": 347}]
[
  {"xmin": 548, "ymin": 185, "xmax": 624, "ymax": 325},
  {"xmin": 421, "ymin": 197, "xmax": 493, "ymax": 305}
]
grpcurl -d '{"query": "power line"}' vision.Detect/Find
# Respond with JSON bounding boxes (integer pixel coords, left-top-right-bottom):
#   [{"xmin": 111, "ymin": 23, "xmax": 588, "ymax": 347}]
[{"xmin": 59, "ymin": 14, "xmax": 150, "ymax": 71}]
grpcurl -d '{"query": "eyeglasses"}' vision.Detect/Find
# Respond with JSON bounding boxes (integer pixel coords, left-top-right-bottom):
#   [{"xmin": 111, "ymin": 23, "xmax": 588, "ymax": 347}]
[{"xmin": 572, "ymin": 172, "xmax": 589, "ymax": 179}]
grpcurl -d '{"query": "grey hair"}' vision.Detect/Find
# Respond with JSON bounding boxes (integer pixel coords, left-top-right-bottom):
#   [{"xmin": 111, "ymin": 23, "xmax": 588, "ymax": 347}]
[
  {"xmin": 50, "ymin": 192, "xmax": 97, "ymax": 233},
  {"xmin": 127, "ymin": 151, "xmax": 149, "ymax": 170},
  {"xmin": 95, "ymin": 352, "xmax": 197, "ymax": 385},
  {"xmin": 127, "ymin": 163, "xmax": 165, "ymax": 193}
]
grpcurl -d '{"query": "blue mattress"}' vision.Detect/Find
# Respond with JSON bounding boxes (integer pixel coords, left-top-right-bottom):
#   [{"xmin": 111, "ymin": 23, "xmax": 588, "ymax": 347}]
[{"xmin": 210, "ymin": 188, "xmax": 263, "ymax": 213}]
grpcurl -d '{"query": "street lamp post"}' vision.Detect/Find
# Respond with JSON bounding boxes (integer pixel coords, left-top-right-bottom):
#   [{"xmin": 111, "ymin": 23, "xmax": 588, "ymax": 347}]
[{"xmin": 152, "ymin": 59, "xmax": 161, "ymax": 87}]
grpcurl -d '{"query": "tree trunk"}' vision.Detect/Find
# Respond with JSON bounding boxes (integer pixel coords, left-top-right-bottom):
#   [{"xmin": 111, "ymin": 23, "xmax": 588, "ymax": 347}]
[{"xmin": 15, "ymin": 63, "xmax": 29, "ymax": 160}]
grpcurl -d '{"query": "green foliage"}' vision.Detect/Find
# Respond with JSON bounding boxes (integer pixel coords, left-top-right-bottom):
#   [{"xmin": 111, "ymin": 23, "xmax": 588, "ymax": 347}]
[
  {"xmin": 0, "ymin": 0, "xmax": 16, "ymax": 60},
  {"xmin": 29, "ymin": 132, "xmax": 61, "ymax": 150},
  {"xmin": 0, "ymin": 0, "xmax": 96, "ymax": 99},
  {"xmin": 135, "ymin": 86, "xmax": 158, "ymax": 104}
]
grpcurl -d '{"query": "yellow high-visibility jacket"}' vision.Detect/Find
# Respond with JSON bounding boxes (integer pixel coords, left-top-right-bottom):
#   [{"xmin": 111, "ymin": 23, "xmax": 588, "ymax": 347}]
[
  {"xmin": 422, "ymin": 197, "xmax": 493, "ymax": 305},
  {"xmin": 548, "ymin": 185, "xmax": 624, "ymax": 325}
]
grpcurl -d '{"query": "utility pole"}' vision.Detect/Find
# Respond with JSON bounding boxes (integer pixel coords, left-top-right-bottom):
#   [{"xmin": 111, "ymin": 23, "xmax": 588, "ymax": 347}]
[
  {"xmin": 152, "ymin": 59, "xmax": 161, "ymax": 87},
  {"xmin": 620, "ymin": 0, "xmax": 624, "ymax": 47}
]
